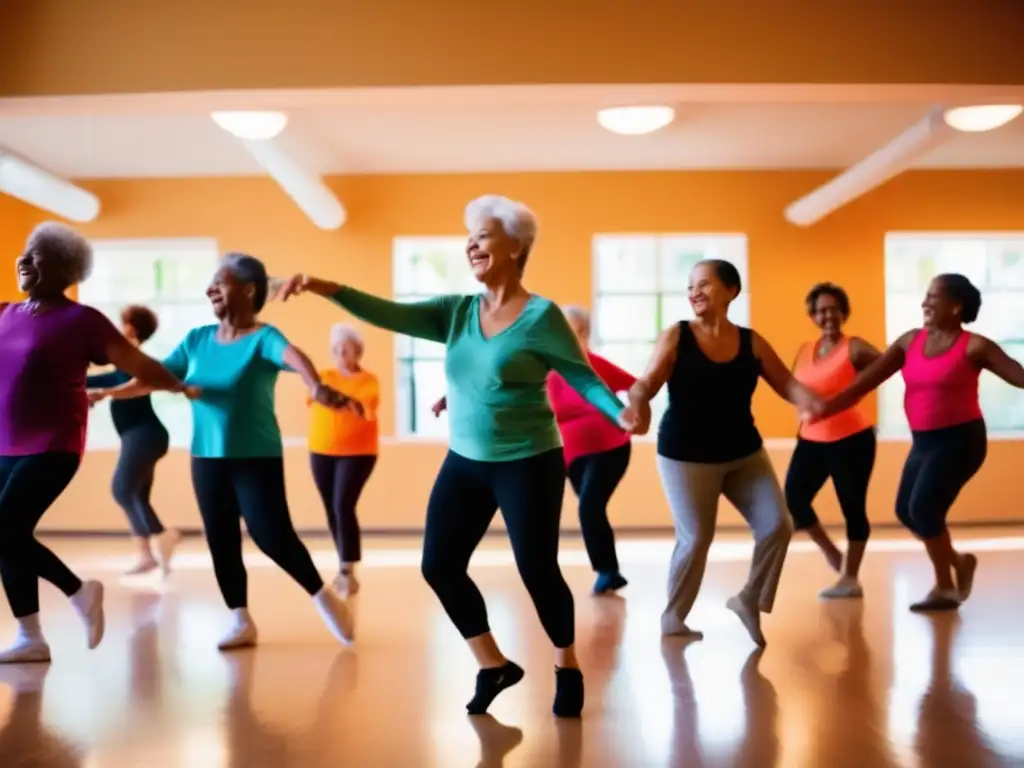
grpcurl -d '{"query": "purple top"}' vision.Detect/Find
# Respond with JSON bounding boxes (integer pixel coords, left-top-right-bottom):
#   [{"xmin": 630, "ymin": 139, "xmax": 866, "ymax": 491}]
[{"xmin": 0, "ymin": 299, "xmax": 121, "ymax": 456}]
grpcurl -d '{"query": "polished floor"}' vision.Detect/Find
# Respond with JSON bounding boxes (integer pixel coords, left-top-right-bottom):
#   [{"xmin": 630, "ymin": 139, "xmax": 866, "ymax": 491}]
[{"xmin": 1, "ymin": 531, "xmax": 1023, "ymax": 767}]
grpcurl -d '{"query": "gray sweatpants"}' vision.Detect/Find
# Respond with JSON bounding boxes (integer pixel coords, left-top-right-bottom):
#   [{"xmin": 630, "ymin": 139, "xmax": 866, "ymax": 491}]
[{"xmin": 657, "ymin": 448, "xmax": 792, "ymax": 634}]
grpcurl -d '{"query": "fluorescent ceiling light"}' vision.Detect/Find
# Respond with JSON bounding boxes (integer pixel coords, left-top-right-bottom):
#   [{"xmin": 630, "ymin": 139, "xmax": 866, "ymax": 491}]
[
  {"xmin": 0, "ymin": 150, "xmax": 100, "ymax": 222},
  {"xmin": 597, "ymin": 106, "xmax": 675, "ymax": 135},
  {"xmin": 240, "ymin": 139, "xmax": 346, "ymax": 230},
  {"xmin": 211, "ymin": 110, "xmax": 288, "ymax": 141},
  {"xmin": 942, "ymin": 104, "xmax": 1023, "ymax": 132}
]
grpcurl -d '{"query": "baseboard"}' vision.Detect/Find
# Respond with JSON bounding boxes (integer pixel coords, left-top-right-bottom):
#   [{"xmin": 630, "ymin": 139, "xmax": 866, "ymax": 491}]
[{"xmin": 36, "ymin": 520, "xmax": 1024, "ymax": 538}]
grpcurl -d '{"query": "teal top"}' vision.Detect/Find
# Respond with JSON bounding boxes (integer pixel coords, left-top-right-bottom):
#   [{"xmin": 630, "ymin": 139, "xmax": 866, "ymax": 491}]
[
  {"xmin": 163, "ymin": 324, "xmax": 290, "ymax": 458},
  {"xmin": 330, "ymin": 286, "xmax": 625, "ymax": 462}
]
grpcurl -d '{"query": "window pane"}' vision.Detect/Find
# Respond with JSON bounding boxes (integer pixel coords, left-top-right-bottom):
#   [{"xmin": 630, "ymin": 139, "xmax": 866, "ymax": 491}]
[
  {"xmin": 885, "ymin": 294, "xmax": 923, "ymax": 341},
  {"xmin": 988, "ymin": 245, "xmax": 1024, "ymax": 289},
  {"xmin": 152, "ymin": 395, "xmax": 194, "ymax": 449},
  {"xmin": 397, "ymin": 359, "xmax": 449, "ymax": 437},
  {"xmin": 593, "ymin": 343, "xmax": 651, "ymax": 384},
  {"xmin": 595, "ymin": 237, "xmax": 657, "ymax": 293},
  {"xmin": 159, "ymin": 254, "xmax": 217, "ymax": 299},
  {"xmin": 661, "ymin": 294, "xmax": 693, "ymax": 329},
  {"xmin": 972, "ymin": 292, "xmax": 1024, "ymax": 341},
  {"xmin": 594, "ymin": 296, "xmax": 658, "ymax": 343},
  {"xmin": 659, "ymin": 243, "xmax": 704, "ymax": 292},
  {"xmin": 980, "ymin": 342, "xmax": 1024, "ymax": 430},
  {"xmin": 394, "ymin": 238, "xmax": 476, "ymax": 296}
]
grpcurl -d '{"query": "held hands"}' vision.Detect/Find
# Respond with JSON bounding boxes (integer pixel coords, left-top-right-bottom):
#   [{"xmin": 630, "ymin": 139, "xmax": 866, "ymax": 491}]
[
  {"xmin": 618, "ymin": 392, "xmax": 652, "ymax": 436},
  {"xmin": 183, "ymin": 385, "xmax": 202, "ymax": 400},
  {"xmin": 271, "ymin": 274, "xmax": 312, "ymax": 302},
  {"xmin": 87, "ymin": 389, "xmax": 107, "ymax": 406},
  {"xmin": 431, "ymin": 396, "xmax": 447, "ymax": 418},
  {"xmin": 798, "ymin": 394, "xmax": 828, "ymax": 423}
]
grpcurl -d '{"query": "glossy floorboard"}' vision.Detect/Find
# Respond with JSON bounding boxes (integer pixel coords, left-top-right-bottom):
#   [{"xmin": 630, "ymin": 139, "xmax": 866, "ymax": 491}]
[{"xmin": 1, "ymin": 531, "xmax": 1023, "ymax": 767}]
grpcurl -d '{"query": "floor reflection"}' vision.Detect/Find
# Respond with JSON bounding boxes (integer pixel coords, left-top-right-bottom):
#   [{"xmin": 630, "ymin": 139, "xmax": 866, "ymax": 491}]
[{"xmin": 0, "ymin": 536, "xmax": 1020, "ymax": 766}]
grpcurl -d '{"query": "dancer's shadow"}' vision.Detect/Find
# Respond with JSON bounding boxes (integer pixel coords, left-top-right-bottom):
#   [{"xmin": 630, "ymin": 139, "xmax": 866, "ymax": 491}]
[
  {"xmin": 127, "ymin": 591, "xmax": 164, "ymax": 704},
  {"xmin": 661, "ymin": 636, "xmax": 704, "ymax": 767},
  {"xmin": 733, "ymin": 649, "xmax": 779, "ymax": 768},
  {"xmin": 468, "ymin": 714, "xmax": 524, "ymax": 768},
  {"xmin": 586, "ymin": 594, "xmax": 627, "ymax": 679},
  {"xmin": 0, "ymin": 665, "xmax": 84, "ymax": 767},
  {"xmin": 220, "ymin": 652, "xmax": 293, "ymax": 767},
  {"xmin": 913, "ymin": 614, "xmax": 1002, "ymax": 767}
]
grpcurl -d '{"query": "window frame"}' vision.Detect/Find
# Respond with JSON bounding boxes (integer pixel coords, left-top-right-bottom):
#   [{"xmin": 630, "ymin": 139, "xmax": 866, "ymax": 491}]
[
  {"xmin": 79, "ymin": 237, "xmax": 220, "ymax": 452},
  {"xmin": 881, "ymin": 231, "xmax": 1024, "ymax": 440}
]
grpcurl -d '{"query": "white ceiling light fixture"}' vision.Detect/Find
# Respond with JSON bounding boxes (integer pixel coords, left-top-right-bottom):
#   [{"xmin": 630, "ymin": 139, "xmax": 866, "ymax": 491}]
[
  {"xmin": 597, "ymin": 105, "xmax": 675, "ymax": 135},
  {"xmin": 211, "ymin": 110, "xmax": 289, "ymax": 141},
  {"xmin": 240, "ymin": 139, "xmax": 346, "ymax": 230},
  {"xmin": 0, "ymin": 150, "xmax": 101, "ymax": 222},
  {"xmin": 942, "ymin": 104, "xmax": 1023, "ymax": 133}
]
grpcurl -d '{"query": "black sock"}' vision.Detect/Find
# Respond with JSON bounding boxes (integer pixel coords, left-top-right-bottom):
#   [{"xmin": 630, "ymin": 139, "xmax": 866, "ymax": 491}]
[
  {"xmin": 466, "ymin": 661, "xmax": 524, "ymax": 715},
  {"xmin": 552, "ymin": 667, "xmax": 584, "ymax": 718}
]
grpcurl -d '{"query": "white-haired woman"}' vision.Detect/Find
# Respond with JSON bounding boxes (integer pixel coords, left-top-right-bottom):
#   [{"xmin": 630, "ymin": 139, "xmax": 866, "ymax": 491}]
[
  {"xmin": 307, "ymin": 323, "xmax": 380, "ymax": 597},
  {"xmin": 275, "ymin": 195, "xmax": 643, "ymax": 719},
  {"xmin": 0, "ymin": 222, "xmax": 187, "ymax": 663}
]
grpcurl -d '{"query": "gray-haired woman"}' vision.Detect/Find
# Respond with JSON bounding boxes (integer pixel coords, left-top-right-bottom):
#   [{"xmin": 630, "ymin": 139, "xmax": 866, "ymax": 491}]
[
  {"xmin": 91, "ymin": 252, "xmax": 356, "ymax": 651},
  {"xmin": 275, "ymin": 195, "xmax": 644, "ymax": 718},
  {"xmin": 0, "ymin": 222, "xmax": 186, "ymax": 663}
]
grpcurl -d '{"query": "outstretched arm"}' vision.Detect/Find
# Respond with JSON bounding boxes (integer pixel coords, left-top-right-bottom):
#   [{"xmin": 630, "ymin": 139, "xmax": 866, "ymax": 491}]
[
  {"xmin": 969, "ymin": 335, "xmax": 1024, "ymax": 388},
  {"xmin": 629, "ymin": 325, "xmax": 680, "ymax": 405},
  {"xmin": 818, "ymin": 331, "xmax": 915, "ymax": 417},
  {"xmin": 274, "ymin": 274, "xmax": 455, "ymax": 343},
  {"xmin": 753, "ymin": 332, "xmax": 819, "ymax": 411},
  {"xmin": 101, "ymin": 334, "xmax": 185, "ymax": 395}
]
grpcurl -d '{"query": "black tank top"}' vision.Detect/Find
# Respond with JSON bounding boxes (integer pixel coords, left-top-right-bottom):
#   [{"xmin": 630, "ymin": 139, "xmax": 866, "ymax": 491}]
[{"xmin": 656, "ymin": 322, "xmax": 763, "ymax": 463}]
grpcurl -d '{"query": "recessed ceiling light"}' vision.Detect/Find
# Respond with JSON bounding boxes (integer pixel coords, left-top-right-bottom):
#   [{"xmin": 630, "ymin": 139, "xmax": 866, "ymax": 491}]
[
  {"xmin": 211, "ymin": 110, "xmax": 289, "ymax": 141},
  {"xmin": 597, "ymin": 106, "xmax": 675, "ymax": 135},
  {"xmin": 942, "ymin": 105, "xmax": 1023, "ymax": 133}
]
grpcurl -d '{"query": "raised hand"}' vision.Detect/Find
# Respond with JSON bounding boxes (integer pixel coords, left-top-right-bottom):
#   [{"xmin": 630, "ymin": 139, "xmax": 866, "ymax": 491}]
[
  {"xmin": 271, "ymin": 274, "xmax": 310, "ymax": 302},
  {"xmin": 431, "ymin": 396, "xmax": 447, "ymax": 418}
]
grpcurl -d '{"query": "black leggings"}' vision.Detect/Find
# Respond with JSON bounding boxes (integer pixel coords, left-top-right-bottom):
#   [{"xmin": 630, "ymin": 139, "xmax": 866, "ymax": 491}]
[
  {"xmin": 113, "ymin": 426, "xmax": 169, "ymax": 537},
  {"xmin": 567, "ymin": 442, "xmax": 630, "ymax": 574},
  {"xmin": 784, "ymin": 428, "xmax": 877, "ymax": 542},
  {"xmin": 191, "ymin": 457, "xmax": 324, "ymax": 608},
  {"xmin": 0, "ymin": 453, "xmax": 84, "ymax": 618},
  {"xmin": 421, "ymin": 448, "xmax": 574, "ymax": 648},
  {"xmin": 896, "ymin": 419, "xmax": 987, "ymax": 540},
  {"xmin": 309, "ymin": 453, "xmax": 377, "ymax": 565}
]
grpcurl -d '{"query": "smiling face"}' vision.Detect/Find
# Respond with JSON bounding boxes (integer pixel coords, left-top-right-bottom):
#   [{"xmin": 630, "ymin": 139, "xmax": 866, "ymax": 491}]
[
  {"xmin": 811, "ymin": 292, "xmax": 846, "ymax": 337},
  {"xmin": 466, "ymin": 217, "xmax": 521, "ymax": 284},
  {"xmin": 206, "ymin": 266, "xmax": 253, "ymax": 320},
  {"xmin": 921, "ymin": 277, "xmax": 960, "ymax": 329},
  {"xmin": 16, "ymin": 244, "xmax": 65, "ymax": 297},
  {"xmin": 333, "ymin": 338, "xmax": 362, "ymax": 369},
  {"xmin": 688, "ymin": 262, "xmax": 736, "ymax": 318}
]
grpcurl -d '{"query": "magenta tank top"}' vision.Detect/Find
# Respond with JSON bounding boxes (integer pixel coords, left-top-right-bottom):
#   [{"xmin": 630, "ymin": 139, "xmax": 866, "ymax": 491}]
[{"xmin": 901, "ymin": 330, "xmax": 983, "ymax": 432}]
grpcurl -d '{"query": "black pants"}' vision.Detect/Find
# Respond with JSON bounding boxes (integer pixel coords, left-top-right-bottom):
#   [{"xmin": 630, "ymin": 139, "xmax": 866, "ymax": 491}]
[
  {"xmin": 896, "ymin": 420, "xmax": 987, "ymax": 540},
  {"xmin": 309, "ymin": 453, "xmax": 377, "ymax": 565},
  {"xmin": 567, "ymin": 442, "xmax": 630, "ymax": 574},
  {"xmin": 421, "ymin": 448, "xmax": 575, "ymax": 648},
  {"xmin": 113, "ymin": 426, "xmax": 169, "ymax": 537},
  {"xmin": 784, "ymin": 428, "xmax": 877, "ymax": 542},
  {"xmin": 0, "ymin": 453, "xmax": 84, "ymax": 618},
  {"xmin": 191, "ymin": 457, "xmax": 324, "ymax": 608}
]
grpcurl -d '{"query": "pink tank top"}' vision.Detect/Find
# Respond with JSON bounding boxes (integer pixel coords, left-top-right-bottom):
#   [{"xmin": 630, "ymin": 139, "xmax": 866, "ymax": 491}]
[{"xmin": 902, "ymin": 330, "xmax": 982, "ymax": 432}]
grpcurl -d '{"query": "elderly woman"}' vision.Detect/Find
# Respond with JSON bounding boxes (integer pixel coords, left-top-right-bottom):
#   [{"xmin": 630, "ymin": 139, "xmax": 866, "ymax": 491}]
[
  {"xmin": 627, "ymin": 259, "xmax": 816, "ymax": 647},
  {"xmin": 307, "ymin": 323, "xmax": 380, "ymax": 597},
  {"xmin": 0, "ymin": 222, "xmax": 186, "ymax": 663},
  {"xmin": 785, "ymin": 283, "xmax": 880, "ymax": 599},
  {"xmin": 87, "ymin": 305, "xmax": 183, "ymax": 578},
  {"xmin": 275, "ymin": 195, "xmax": 641, "ymax": 718},
  {"xmin": 91, "ymin": 253, "xmax": 355, "ymax": 650}
]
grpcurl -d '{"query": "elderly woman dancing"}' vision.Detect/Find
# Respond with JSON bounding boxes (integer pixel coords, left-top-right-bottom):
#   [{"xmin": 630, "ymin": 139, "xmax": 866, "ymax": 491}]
[
  {"xmin": 0, "ymin": 223, "xmax": 187, "ymax": 663},
  {"xmin": 307, "ymin": 323, "xmax": 380, "ymax": 597},
  {"xmin": 275, "ymin": 195, "xmax": 642, "ymax": 718},
  {"xmin": 91, "ymin": 253, "xmax": 355, "ymax": 650}
]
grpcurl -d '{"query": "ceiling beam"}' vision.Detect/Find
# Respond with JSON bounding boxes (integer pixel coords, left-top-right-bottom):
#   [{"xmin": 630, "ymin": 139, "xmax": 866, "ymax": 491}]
[
  {"xmin": 0, "ymin": 148, "xmax": 100, "ymax": 221},
  {"xmin": 240, "ymin": 138, "xmax": 345, "ymax": 230}
]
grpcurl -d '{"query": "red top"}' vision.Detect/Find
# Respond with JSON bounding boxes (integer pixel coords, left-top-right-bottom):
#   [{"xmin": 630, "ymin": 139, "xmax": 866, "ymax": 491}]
[
  {"xmin": 902, "ymin": 330, "xmax": 983, "ymax": 432},
  {"xmin": 547, "ymin": 351, "xmax": 636, "ymax": 466}
]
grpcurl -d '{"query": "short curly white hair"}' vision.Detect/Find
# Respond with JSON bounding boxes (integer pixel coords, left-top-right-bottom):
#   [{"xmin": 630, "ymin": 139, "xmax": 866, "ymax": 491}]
[
  {"xmin": 464, "ymin": 194, "xmax": 538, "ymax": 269},
  {"xmin": 330, "ymin": 323, "xmax": 364, "ymax": 356},
  {"xmin": 25, "ymin": 221, "xmax": 94, "ymax": 286}
]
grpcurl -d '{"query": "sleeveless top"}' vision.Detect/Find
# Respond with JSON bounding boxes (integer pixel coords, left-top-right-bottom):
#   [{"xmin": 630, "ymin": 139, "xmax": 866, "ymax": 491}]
[
  {"xmin": 657, "ymin": 322, "xmax": 763, "ymax": 463},
  {"xmin": 793, "ymin": 337, "xmax": 873, "ymax": 442},
  {"xmin": 902, "ymin": 330, "xmax": 982, "ymax": 432}
]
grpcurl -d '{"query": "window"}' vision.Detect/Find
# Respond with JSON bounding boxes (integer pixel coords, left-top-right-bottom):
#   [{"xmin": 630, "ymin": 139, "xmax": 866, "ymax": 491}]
[
  {"xmin": 79, "ymin": 238, "xmax": 220, "ymax": 450},
  {"xmin": 592, "ymin": 234, "xmax": 750, "ymax": 425},
  {"xmin": 393, "ymin": 236, "xmax": 477, "ymax": 437},
  {"xmin": 882, "ymin": 233, "xmax": 1024, "ymax": 435}
]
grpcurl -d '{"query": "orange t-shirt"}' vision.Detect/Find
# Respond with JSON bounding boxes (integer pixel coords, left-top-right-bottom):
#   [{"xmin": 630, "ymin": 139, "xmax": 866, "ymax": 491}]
[
  {"xmin": 793, "ymin": 338, "xmax": 873, "ymax": 442},
  {"xmin": 307, "ymin": 368, "xmax": 380, "ymax": 456}
]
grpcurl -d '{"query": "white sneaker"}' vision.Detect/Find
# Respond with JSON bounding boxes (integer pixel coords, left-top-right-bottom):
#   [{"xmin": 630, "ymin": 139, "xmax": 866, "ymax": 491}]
[
  {"xmin": 313, "ymin": 586, "xmax": 355, "ymax": 645},
  {"xmin": 70, "ymin": 580, "xmax": 105, "ymax": 650},
  {"xmin": 218, "ymin": 609, "xmax": 258, "ymax": 651},
  {"xmin": 819, "ymin": 576, "xmax": 864, "ymax": 599}
]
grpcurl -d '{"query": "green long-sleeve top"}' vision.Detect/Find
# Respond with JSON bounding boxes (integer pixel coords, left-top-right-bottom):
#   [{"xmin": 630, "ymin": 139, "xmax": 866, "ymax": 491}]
[{"xmin": 329, "ymin": 286, "xmax": 625, "ymax": 462}]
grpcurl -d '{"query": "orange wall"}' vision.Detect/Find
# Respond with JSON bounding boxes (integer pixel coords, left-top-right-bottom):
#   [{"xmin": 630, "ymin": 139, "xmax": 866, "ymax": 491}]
[
  {"xmin": 4, "ymin": 169, "xmax": 1024, "ymax": 533},
  {"xmin": 0, "ymin": 195, "xmax": 37, "ymax": 300},
  {"xmin": 4, "ymin": 1, "xmax": 1024, "ymax": 95}
]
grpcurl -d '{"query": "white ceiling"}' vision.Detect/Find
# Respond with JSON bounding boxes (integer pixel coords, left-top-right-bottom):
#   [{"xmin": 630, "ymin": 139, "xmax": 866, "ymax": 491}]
[{"xmin": 1, "ymin": 99, "xmax": 1023, "ymax": 179}]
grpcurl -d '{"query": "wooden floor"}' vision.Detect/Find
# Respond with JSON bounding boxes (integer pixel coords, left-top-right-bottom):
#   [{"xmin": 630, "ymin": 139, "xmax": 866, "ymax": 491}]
[{"xmin": 1, "ymin": 530, "xmax": 1023, "ymax": 767}]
